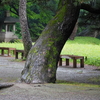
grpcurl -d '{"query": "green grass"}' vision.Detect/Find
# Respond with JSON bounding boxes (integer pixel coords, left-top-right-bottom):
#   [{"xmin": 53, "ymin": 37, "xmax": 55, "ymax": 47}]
[
  {"xmin": 0, "ymin": 36, "xmax": 100, "ymax": 66},
  {"xmin": 89, "ymin": 76, "xmax": 100, "ymax": 83},
  {"xmin": 56, "ymin": 80, "xmax": 100, "ymax": 87},
  {"xmin": 0, "ymin": 42, "xmax": 24, "ymax": 57},
  {"xmin": 61, "ymin": 36, "xmax": 100, "ymax": 67},
  {"xmin": 0, "ymin": 42, "xmax": 24, "ymax": 50}
]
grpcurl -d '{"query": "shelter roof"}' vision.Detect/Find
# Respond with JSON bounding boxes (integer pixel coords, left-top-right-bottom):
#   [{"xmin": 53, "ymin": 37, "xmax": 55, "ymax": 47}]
[{"xmin": 4, "ymin": 16, "xmax": 19, "ymax": 24}]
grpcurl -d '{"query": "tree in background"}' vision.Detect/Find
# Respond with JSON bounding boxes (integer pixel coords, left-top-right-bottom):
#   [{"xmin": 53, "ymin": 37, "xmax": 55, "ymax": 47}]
[
  {"xmin": 69, "ymin": 0, "xmax": 100, "ymax": 39},
  {"xmin": 19, "ymin": 0, "xmax": 58, "ymax": 57},
  {"xmin": 26, "ymin": 0, "xmax": 59, "ymax": 41},
  {"xmin": 19, "ymin": 0, "xmax": 32, "ymax": 58},
  {"xmin": 0, "ymin": 0, "xmax": 58, "ymax": 41},
  {"xmin": 10, "ymin": 0, "xmax": 59, "ymax": 41},
  {"xmin": 77, "ymin": 0, "xmax": 100, "ymax": 38},
  {"xmin": 0, "ymin": 9, "xmax": 6, "ymax": 32},
  {"xmin": 1, "ymin": 0, "xmax": 57, "ymax": 58}
]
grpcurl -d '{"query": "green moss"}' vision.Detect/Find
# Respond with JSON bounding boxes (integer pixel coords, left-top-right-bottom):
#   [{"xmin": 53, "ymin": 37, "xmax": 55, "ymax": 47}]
[
  {"xmin": 89, "ymin": 77, "xmax": 100, "ymax": 83},
  {"xmin": 49, "ymin": 3, "xmax": 67, "ymax": 26},
  {"xmin": 26, "ymin": 73, "xmax": 32, "ymax": 83},
  {"xmin": 29, "ymin": 47, "xmax": 37, "ymax": 54},
  {"xmin": 45, "ymin": 47, "xmax": 58, "ymax": 70},
  {"xmin": 56, "ymin": 80, "xmax": 100, "ymax": 87},
  {"xmin": 10, "ymin": 59, "xmax": 25, "ymax": 62},
  {"xmin": 29, "ymin": 47, "xmax": 39, "ymax": 57},
  {"xmin": 43, "ymin": 46, "xmax": 57, "ymax": 70}
]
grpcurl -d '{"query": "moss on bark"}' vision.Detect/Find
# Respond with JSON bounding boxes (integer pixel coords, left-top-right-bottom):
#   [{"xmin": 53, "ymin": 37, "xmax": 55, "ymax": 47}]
[{"xmin": 21, "ymin": 0, "xmax": 80, "ymax": 84}]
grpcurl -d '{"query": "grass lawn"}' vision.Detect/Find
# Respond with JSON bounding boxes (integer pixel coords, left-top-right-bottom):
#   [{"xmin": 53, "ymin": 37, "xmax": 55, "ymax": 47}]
[
  {"xmin": 0, "ymin": 42, "xmax": 24, "ymax": 50},
  {"xmin": 0, "ymin": 36, "xmax": 100, "ymax": 66},
  {"xmin": 61, "ymin": 36, "xmax": 100, "ymax": 67}
]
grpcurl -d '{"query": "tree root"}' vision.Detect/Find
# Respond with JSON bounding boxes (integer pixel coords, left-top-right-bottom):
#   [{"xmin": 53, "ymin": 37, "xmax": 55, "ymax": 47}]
[{"xmin": 0, "ymin": 83, "xmax": 14, "ymax": 90}]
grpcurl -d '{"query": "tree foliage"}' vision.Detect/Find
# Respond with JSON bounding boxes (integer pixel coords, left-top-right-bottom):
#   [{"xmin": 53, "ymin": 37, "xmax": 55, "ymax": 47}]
[
  {"xmin": 0, "ymin": 0, "xmax": 59, "ymax": 40},
  {"xmin": 77, "ymin": 0, "xmax": 100, "ymax": 37},
  {"xmin": 26, "ymin": 0, "xmax": 59, "ymax": 40}
]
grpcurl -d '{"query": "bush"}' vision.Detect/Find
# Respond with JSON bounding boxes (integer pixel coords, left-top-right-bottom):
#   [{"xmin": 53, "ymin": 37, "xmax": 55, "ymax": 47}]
[{"xmin": 9, "ymin": 39, "xmax": 23, "ymax": 43}]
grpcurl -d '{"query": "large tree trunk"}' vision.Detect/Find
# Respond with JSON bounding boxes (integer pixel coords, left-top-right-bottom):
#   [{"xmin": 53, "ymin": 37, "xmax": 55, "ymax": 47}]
[
  {"xmin": 21, "ymin": 0, "xmax": 80, "ymax": 83},
  {"xmin": 19, "ymin": 0, "xmax": 32, "ymax": 58}
]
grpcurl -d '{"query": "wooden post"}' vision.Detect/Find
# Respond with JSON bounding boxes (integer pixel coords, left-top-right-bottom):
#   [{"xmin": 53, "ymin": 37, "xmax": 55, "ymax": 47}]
[
  {"xmin": 59, "ymin": 58, "xmax": 62, "ymax": 66},
  {"xmin": 80, "ymin": 58, "xmax": 84, "ymax": 68},
  {"xmin": 8, "ymin": 49, "xmax": 10, "ymax": 56},
  {"xmin": 66, "ymin": 59, "xmax": 69, "ymax": 66},
  {"xmin": 73, "ymin": 58, "xmax": 77, "ymax": 68},
  {"xmin": 15, "ymin": 52, "xmax": 18, "ymax": 59},
  {"xmin": 21, "ymin": 52, "xmax": 24, "ymax": 59},
  {"xmin": 1, "ymin": 49, "xmax": 4, "ymax": 56}
]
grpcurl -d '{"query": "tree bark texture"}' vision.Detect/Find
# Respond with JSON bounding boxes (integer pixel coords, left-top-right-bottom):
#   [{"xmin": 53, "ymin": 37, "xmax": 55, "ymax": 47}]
[
  {"xmin": 19, "ymin": 0, "xmax": 32, "ymax": 58},
  {"xmin": 69, "ymin": 21, "xmax": 78, "ymax": 40},
  {"xmin": 21, "ymin": 0, "xmax": 80, "ymax": 83}
]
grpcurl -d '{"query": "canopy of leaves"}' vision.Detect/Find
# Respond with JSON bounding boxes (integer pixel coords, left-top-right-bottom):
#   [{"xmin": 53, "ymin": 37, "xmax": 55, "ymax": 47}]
[
  {"xmin": 77, "ymin": 0, "xmax": 100, "ymax": 36},
  {"xmin": 1, "ymin": 0, "xmax": 100, "ymax": 40},
  {"xmin": 26, "ymin": 0, "xmax": 59, "ymax": 40},
  {"xmin": 0, "ymin": 0, "xmax": 59, "ymax": 40}
]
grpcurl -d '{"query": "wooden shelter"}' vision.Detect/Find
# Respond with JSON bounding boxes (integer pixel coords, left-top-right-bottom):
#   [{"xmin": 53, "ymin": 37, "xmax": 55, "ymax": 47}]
[{"xmin": 0, "ymin": 11, "xmax": 19, "ymax": 42}]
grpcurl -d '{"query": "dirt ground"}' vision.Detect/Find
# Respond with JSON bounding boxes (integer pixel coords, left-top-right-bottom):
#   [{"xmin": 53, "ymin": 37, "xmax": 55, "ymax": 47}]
[
  {"xmin": 57, "ymin": 64, "xmax": 100, "ymax": 85},
  {"xmin": 0, "ymin": 56, "xmax": 100, "ymax": 84},
  {"xmin": 0, "ymin": 56, "xmax": 100, "ymax": 100}
]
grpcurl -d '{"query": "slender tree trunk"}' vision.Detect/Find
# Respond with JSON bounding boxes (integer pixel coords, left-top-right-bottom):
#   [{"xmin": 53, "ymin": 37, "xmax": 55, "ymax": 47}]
[
  {"xmin": 19, "ymin": 0, "xmax": 32, "ymax": 58},
  {"xmin": 69, "ymin": 21, "xmax": 78, "ymax": 40},
  {"xmin": 21, "ymin": 0, "xmax": 80, "ymax": 83}
]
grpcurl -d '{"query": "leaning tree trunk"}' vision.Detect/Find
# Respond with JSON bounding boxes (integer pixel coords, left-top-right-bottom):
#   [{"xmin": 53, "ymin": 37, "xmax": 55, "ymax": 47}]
[
  {"xmin": 21, "ymin": 0, "xmax": 80, "ymax": 83},
  {"xmin": 19, "ymin": 0, "xmax": 32, "ymax": 58}
]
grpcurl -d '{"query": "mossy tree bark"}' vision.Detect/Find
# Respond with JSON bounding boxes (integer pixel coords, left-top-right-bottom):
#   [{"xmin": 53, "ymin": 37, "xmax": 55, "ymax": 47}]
[
  {"xmin": 19, "ymin": 0, "xmax": 32, "ymax": 58},
  {"xmin": 21, "ymin": 0, "xmax": 80, "ymax": 83}
]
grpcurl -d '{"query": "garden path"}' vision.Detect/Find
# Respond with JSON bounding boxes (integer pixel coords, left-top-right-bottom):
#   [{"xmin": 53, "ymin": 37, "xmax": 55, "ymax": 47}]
[
  {"xmin": 0, "ymin": 56, "xmax": 100, "ymax": 100},
  {"xmin": 0, "ymin": 56, "xmax": 100, "ymax": 84}
]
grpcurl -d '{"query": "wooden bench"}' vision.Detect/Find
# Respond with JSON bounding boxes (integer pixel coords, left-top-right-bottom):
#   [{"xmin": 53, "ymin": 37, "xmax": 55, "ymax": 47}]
[
  {"xmin": 59, "ymin": 55, "xmax": 84, "ymax": 68},
  {"xmin": 0, "ymin": 47, "xmax": 16, "ymax": 56},
  {"xmin": 15, "ymin": 50, "xmax": 24, "ymax": 59}
]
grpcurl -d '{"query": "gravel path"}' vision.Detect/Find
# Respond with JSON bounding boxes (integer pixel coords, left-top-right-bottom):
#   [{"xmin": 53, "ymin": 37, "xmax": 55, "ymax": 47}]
[
  {"xmin": 0, "ymin": 56, "xmax": 100, "ymax": 84},
  {"xmin": 57, "ymin": 65, "xmax": 100, "ymax": 85},
  {"xmin": 1, "ymin": 83, "xmax": 100, "ymax": 100},
  {"xmin": 0, "ymin": 56, "xmax": 100, "ymax": 100}
]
